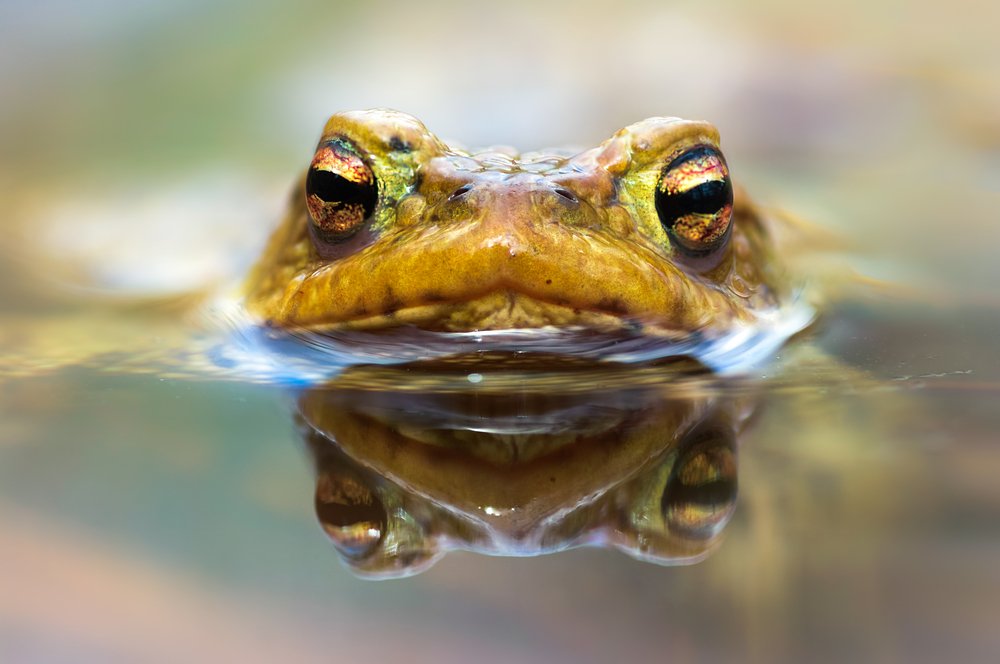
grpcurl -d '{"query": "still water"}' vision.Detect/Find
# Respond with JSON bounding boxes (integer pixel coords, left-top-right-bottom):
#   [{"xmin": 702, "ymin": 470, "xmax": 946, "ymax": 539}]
[
  {"xmin": 2, "ymin": 1, "xmax": 999, "ymax": 662},
  {"xmin": 3, "ymin": 301, "xmax": 996, "ymax": 662}
]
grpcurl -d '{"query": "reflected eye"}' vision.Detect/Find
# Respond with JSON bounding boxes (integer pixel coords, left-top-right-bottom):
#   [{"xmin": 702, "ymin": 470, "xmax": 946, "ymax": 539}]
[
  {"xmin": 315, "ymin": 470, "xmax": 386, "ymax": 559},
  {"xmin": 661, "ymin": 429, "xmax": 737, "ymax": 538},
  {"xmin": 654, "ymin": 146, "xmax": 734, "ymax": 256},
  {"xmin": 305, "ymin": 138, "xmax": 378, "ymax": 243}
]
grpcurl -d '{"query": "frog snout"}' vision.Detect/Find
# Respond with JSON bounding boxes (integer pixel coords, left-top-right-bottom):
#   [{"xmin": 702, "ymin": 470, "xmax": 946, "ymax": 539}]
[{"xmin": 435, "ymin": 178, "xmax": 598, "ymax": 233}]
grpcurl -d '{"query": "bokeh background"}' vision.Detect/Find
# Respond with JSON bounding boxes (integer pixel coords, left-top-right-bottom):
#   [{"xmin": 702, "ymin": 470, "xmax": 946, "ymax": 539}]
[{"xmin": 2, "ymin": 1, "xmax": 999, "ymax": 662}]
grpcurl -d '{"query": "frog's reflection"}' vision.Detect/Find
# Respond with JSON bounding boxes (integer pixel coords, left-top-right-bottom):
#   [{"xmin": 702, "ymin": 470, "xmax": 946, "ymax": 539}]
[{"xmin": 296, "ymin": 362, "xmax": 749, "ymax": 579}]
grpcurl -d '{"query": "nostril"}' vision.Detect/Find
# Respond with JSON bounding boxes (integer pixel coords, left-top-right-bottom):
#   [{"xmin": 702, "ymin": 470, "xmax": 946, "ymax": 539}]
[
  {"xmin": 448, "ymin": 183, "xmax": 473, "ymax": 201},
  {"xmin": 553, "ymin": 187, "xmax": 578, "ymax": 204}
]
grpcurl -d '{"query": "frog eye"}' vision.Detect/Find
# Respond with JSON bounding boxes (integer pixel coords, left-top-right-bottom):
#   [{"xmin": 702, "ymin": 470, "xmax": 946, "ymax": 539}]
[
  {"xmin": 661, "ymin": 428, "xmax": 737, "ymax": 538},
  {"xmin": 315, "ymin": 469, "xmax": 386, "ymax": 559},
  {"xmin": 654, "ymin": 146, "xmax": 734, "ymax": 256},
  {"xmin": 305, "ymin": 138, "xmax": 378, "ymax": 243}
]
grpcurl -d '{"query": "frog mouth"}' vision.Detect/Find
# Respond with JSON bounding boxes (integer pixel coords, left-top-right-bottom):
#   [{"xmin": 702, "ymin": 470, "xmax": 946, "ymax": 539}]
[
  {"xmin": 266, "ymin": 223, "xmax": 748, "ymax": 335},
  {"xmin": 300, "ymin": 291, "xmax": 671, "ymax": 334},
  {"xmin": 276, "ymin": 278, "xmax": 745, "ymax": 336}
]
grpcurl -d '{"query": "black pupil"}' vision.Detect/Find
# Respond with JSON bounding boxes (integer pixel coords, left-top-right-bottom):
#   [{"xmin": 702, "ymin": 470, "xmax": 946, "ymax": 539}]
[
  {"xmin": 654, "ymin": 146, "xmax": 733, "ymax": 248},
  {"xmin": 306, "ymin": 168, "xmax": 376, "ymax": 219},
  {"xmin": 674, "ymin": 179, "xmax": 732, "ymax": 215}
]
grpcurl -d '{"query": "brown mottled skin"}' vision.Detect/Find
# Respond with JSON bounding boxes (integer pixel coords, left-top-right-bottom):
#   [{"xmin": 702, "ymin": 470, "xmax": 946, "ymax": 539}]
[{"xmin": 244, "ymin": 109, "xmax": 783, "ymax": 337}]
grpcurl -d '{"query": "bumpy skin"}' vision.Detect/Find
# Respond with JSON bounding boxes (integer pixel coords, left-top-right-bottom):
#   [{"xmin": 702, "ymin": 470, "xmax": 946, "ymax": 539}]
[{"xmin": 244, "ymin": 109, "xmax": 783, "ymax": 336}]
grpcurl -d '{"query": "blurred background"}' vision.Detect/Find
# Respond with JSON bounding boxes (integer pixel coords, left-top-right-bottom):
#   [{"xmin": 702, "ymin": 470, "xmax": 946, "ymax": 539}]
[{"xmin": 1, "ymin": 1, "xmax": 999, "ymax": 662}]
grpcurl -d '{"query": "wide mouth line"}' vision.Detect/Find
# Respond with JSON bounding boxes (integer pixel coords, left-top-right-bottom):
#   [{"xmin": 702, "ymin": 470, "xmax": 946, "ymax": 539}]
[{"xmin": 289, "ymin": 288, "xmax": 656, "ymax": 329}]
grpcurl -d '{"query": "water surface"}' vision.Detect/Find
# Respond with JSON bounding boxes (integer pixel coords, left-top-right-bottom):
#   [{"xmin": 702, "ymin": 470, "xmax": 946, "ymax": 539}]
[{"xmin": 1, "ymin": 1, "xmax": 998, "ymax": 662}]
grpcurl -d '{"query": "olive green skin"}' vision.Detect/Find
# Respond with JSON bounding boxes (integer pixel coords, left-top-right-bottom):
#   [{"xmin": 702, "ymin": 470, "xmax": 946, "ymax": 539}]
[{"xmin": 245, "ymin": 109, "xmax": 782, "ymax": 338}]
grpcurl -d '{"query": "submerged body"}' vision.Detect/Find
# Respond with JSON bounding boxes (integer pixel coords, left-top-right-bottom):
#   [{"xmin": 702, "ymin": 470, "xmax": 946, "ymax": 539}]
[{"xmin": 245, "ymin": 110, "xmax": 795, "ymax": 344}]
